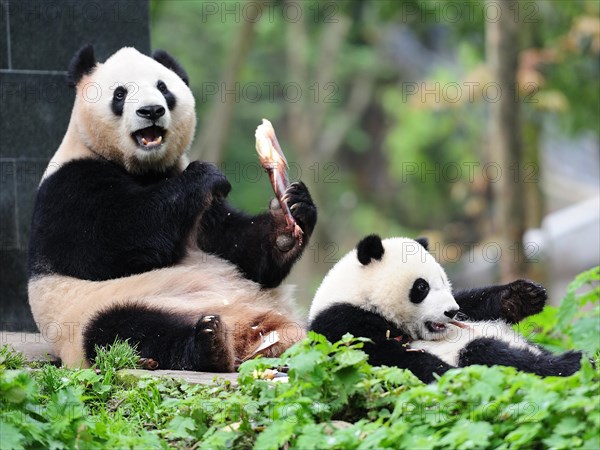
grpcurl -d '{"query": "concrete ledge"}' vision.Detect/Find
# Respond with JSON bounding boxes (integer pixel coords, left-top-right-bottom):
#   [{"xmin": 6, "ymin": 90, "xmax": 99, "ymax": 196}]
[
  {"xmin": 2, "ymin": 332, "xmax": 240, "ymax": 385},
  {"xmin": 2, "ymin": 332, "xmax": 59, "ymax": 363},
  {"xmin": 117, "ymin": 369, "xmax": 239, "ymax": 386}
]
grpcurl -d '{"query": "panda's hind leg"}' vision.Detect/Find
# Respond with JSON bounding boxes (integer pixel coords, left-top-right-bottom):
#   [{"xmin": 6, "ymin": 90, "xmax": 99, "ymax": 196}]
[
  {"xmin": 193, "ymin": 314, "xmax": 235, "ymax": 372},
  {"xmin": 458, "ymin": 337, "xmax": 581, "ymax": 377},
  {"xmin": 83, "ymin": 303, "xmax": 235, "ymax": 372}
]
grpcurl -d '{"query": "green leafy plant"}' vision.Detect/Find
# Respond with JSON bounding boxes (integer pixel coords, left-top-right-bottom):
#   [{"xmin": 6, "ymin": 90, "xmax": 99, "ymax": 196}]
[
  {"xmin": 556, "ymin": 266, "xmax": 600, "ymax": 354},
  {"xmin": 0, "ymin": 345, "xmax": 27, "ymax": 370},
  {"xmin": 1, "ymin": 269, "xmax": 598, "ymax": 449},
  {"xmin": 517, "ymin": 266, "xmax": 600, "ymax": 356},
  {"xmin": 93, "ymin": 338, "xmax": 140, "ymax": 372}
]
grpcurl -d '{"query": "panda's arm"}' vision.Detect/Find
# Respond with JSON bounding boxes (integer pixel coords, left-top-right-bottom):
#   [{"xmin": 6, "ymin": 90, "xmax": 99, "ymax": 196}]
[
  {"xmin": 454, "ymin": 280, "xmax": 546, "ymax": 324},
  {"xmin": 309, "ymin": 304, "xmax": 453, "ymax": 383},
  {"xmin": 197, "ymin": 183, "xmax": 317, "ymax": 288},
  {"xmin": 29, "ymin": 160, "xmax": 228, "ymax": 280}
]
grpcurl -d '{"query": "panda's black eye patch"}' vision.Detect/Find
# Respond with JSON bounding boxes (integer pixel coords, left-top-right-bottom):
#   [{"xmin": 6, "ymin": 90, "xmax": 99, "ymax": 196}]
[
  {"xmin": 111, "ymin": 86, "xmax": 127, "ymax": 116},
  {"xmin": 410, "ymin": 278, "xmax": 430, "ymax": 304},
  {"xmin": 157, "ymin": 80, "xmax": 176, "ymax": 110},
  {"xmin": 114, "ymin": 87, "xmax": 126, "ymax": 100}
]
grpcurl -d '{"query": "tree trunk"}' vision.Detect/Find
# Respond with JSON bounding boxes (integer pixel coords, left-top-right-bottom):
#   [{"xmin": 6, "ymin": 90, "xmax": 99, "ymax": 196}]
[{"xmin": 486, "ymin": 0, "xmax": 527, "ymax": 281}]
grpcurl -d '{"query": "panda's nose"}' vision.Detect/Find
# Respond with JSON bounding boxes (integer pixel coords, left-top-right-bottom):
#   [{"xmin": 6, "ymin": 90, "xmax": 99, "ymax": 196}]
[
  {"xmin": 136, "ymin": 105, "xmax": 165, "ymax": 121},
  {"xmin": 444, "ymin": 309, "xmax": 459, "ymax": 319}
]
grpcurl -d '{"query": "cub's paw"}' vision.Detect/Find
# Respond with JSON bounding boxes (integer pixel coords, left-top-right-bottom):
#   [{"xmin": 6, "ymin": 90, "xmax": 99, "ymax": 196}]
[
  {"xmin": 549, "ymin": 351, "xmax": 582, "ymax": 377},
  {"xmin": 458, "ymin": 338, "xmax": 496, "ymax": 367},
  {"xmin": 501, "ymin": 279, "xmax": 547, "ymax": 323},
  {"xmin": 195, "ymin": 315, "xmax": 234, "ymax": 372},
  {"xmin": 184, "ymin": 161, "xmax": 231, "ymax": 199}
]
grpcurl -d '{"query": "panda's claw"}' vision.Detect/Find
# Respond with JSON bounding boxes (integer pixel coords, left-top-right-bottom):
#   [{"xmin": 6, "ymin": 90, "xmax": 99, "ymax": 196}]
[
  {"xmin": 138, "ymin": 357, "xmax": 159, "ymax": 370},
  {"xmin": 270, "ymin": 182, "xmax": 316, "ymax": 246},
  {"xmin": 197, "ymin": 314, "xmax": 222, "ymax": 335}
]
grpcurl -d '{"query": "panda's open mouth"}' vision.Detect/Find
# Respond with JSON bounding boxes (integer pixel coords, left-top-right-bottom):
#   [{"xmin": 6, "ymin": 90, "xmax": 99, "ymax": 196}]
[
  {"xmin": 132, "ymin": 125, "xmax": 166, "ymax": 150},
  {"xmin": 425, "ymin": 321, "xmax": 447, "ymax": 333}
]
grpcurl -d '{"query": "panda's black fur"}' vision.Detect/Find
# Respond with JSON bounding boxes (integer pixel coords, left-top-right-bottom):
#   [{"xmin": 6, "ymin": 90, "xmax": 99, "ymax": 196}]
[
  {"xmin": 82, "ymin": 303, "xmax": 233, "ymax": 372},
  {"xmin": 28, "ymin": 46, "xmax": 316, "ymax": 370},
  {"xmin": 310, "ymin": 303, "xmax": 456, "ymax": 383},
  {"xmin": 309, "ymin": 235, "xmax": 582, "ymax": 383},
  {"xmin": 29, "ymin": 158, "xmax": 313, "ymax": 287}
]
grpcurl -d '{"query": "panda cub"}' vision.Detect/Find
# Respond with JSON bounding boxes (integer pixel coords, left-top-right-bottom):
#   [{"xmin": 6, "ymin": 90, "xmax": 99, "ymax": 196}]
[
  {"xmin": 28, "ymin": 46, "xmax": 316, "ymax": 370},
  {"xmin": 309, "ymin": 235, "xmax": 581, "ymax": 383}
]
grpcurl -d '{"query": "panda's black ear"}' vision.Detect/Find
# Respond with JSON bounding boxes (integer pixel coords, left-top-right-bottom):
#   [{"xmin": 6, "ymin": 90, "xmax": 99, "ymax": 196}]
[
  {"xmin": 67, "ymin": 45, "xmax": 96, "ymax": 88},
  {"xmin": 357, "ymin": 235, "xmax": 384, "ymax": 265},
  {"xmin": 152, "ymin": 50, "xmax": 189, "ymax": 86},
  {"xmin": 415, "ymin": 237, "xmax": 429, "ymax": 251}
]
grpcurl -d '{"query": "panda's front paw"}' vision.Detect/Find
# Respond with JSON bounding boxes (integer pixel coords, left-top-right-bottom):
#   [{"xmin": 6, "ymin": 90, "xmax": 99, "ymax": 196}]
[
  {"xmin": 501, "ymin": 279, "xmax": 547, "ymax": 323},
  {"xmin": 184, "ymin": 161, "xmax": 231, "ymax": 199},
  {"xmin": 282, "ymin": 182, "xmax": 317, "ymax": 236},
  {"xmin": 269, "ymin": 182, "xmax": 317, "ymax": 252}
]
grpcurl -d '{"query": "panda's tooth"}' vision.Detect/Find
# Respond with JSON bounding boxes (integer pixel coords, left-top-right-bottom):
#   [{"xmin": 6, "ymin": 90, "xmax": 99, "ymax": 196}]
[
  {"xmin": 142, "ymin": 137, "xmax": 148, "ymax": 145},
  {"xmin": 156, "ymin": 136, "xmax": 163, "ymax": 144}
]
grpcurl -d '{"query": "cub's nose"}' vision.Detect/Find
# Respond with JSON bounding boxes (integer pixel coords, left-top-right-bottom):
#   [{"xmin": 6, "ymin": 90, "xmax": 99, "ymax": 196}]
[
  {"xmin": 136, "ymin": 105, "xmax": 165, "ymax": 121},
  {"xmin": 444, "ymin": 309, "xmax": 459, "ymax": 319}
]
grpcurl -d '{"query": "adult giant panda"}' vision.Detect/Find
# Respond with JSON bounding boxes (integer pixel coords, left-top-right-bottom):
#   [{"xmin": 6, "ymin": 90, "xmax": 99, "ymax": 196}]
[
  {"xmin": 309, "ymin": 235, "xmax": 582, "ymax": 383},
  {"xmin": 28, "ymin": 46, "xmax": 317, "ymax": 371}
]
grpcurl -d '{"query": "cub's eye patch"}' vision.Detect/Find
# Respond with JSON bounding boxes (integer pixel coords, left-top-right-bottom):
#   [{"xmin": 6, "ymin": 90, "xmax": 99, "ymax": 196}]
[
  {"xmin": 410, "ymin": 278, "xmax": 430, "ymax": 304},
  {"xmin": 111, "ymin": 86, "xmax": 128, "ymax": 116}
]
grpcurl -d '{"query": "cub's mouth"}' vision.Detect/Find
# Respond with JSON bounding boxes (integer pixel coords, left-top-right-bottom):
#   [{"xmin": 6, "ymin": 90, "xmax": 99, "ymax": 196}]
[
  {"xmin": 425, "ymin": 321, "xmax": 448, "ymax": 334},
  {"xmin": 132, "ymin": 125, "xmax": 166, "ymax": 150}
]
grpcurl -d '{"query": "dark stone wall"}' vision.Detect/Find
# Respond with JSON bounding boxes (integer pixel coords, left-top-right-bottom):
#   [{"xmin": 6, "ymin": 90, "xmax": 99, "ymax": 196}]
[{"xmin": 0, "ymin": 0, "xmax": 150, "ymax": 331}]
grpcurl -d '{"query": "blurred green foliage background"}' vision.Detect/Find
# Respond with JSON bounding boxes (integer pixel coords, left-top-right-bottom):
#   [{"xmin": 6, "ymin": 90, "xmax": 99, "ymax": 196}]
[{"xmin": 150, "ymin": 0, "xmax": 599, "ymax": 309}]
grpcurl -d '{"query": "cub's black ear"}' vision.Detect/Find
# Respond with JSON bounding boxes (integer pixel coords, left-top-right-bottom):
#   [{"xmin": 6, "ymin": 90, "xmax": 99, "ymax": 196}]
[
  {"xmin": 67, "ymin": 45, "xmax": 96, "ymax": 88},
  {"xmin": 415, "ymin": 237, "xmax": 429, "ymax": 251},
  {"xmin": 357, "ymin": 235, "xmax": 384, "ymax": 265},
  {"xmin": 152, "ymin": 49, "xmax": 189, "ymax": 85}
]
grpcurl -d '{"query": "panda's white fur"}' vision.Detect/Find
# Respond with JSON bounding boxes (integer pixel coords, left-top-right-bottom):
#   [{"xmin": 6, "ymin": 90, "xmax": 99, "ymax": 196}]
[
  {"xmin": 310, "ymin": 237, "xmax": 460, "ymax": 342},
  {"xmin": 44, "ymin": 47, "xmax": 194, "ymax": 182},
  {"xmin": 410, "ymin": 320, "xmax": 541, "ymax": 366},
  {"xmin": 29, "ymin": 252, "xmax": 298, "ymax": 367},
  {"xmin": 310, "ymin": 237, "xmax": 542, "ymax": 365}
]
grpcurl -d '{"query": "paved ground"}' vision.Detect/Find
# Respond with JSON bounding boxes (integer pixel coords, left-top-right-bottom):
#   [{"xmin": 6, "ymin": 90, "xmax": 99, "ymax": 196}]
[
  {"xmin": 2, "ymin": 332, "xmax": 239, "ymax": 385},
  {"xmin": 2, "ymin": 332, "xmax": 59, "ymax": 363}
]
